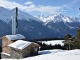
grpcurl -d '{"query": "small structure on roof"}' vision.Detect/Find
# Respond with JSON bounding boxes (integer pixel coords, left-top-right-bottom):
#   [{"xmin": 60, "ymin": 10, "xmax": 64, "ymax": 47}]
[{"xmin": 1, "ymin": 34, "xmax": 26, "ymax": 54}]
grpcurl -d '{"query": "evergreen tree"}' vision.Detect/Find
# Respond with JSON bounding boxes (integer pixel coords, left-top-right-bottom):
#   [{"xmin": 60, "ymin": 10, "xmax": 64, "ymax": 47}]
[
  {"xmin": 71, "ymin": 29, "xmax": 80, "ymax": 49},
  {"xmin": 64, "ymin": 34, "xmax": 72, "ymax": 44},
  {"xmin": 76, "ymin": 29, "xmax": 80, "ymax": 39},
  {"xmin": 63, "ymin": 34, "xmax": 72, "ymax": 50}
]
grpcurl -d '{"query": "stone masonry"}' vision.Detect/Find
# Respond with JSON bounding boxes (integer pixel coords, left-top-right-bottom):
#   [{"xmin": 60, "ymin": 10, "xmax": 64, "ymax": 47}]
[{"xmin": 9, "ymin": 47, "xmax": 30, "ymax": 59}]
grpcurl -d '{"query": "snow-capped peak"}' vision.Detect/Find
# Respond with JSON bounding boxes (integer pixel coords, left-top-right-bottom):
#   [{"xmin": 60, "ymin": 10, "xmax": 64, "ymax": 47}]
[
  {"xmin": 0, "ymin": 7, "xmax": 42, "ymax": 23},
  {"xmin": 34, "ymin": 14, "xmax": 79, "ymax": 23},
  {"xmin": 0, "ymin": 7, "xmax": 13, "ymax": 23},
  {"xmin": 12, "ymin": 8, "xmax": 42, "ymax": 22}
]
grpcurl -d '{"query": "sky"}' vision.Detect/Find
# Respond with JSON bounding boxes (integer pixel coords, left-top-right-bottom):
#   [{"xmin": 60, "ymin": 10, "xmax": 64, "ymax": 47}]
[{"xmin": 0, "ymin": 0, "xmax": 80, "ymax": 17}]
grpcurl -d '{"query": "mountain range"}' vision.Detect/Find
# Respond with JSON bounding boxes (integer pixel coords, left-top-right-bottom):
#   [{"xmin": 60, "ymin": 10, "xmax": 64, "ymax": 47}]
[
  {"xmin": 0, "ymin": 6, "xmax": 80, "ymax": 41},
  {"xmin": 35, "ymin": 14, "xmax": 80, "ymax": 37}
]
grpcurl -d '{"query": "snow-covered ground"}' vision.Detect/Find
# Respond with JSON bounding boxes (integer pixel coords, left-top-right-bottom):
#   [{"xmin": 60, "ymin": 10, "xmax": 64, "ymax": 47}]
[
  {"xmin": 1, "ymin": 40, "xmax": 80, "ymax": 60},
  {"xmin": 39, "ymin": 40, "xmax": 64, "ymax": 46},
  {"xmin": 1, "ymin": 49, "xmax": 80, "ymax": 60},
  {"xmin": 24, "ymin": 49, "xmax": 80, "ymax": 60}
]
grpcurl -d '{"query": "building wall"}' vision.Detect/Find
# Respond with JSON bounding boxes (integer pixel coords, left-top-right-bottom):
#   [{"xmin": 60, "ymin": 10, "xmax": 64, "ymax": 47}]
[
  {"xmin": 22, "ymin": 43, "xmax": 40, "ymax": 54},
  {"xmin": 2, "ymin": 36, "xmax": 8, "ymax": 47},
  {"xmin": 9, "ymin": 47, "xmax": 30, "ymax": 59},
  {"xmin": 2, "ymin": 46, "xmax": 10, "ymax": 54},
  {"xmin": 30, "ymin": 43, "xmax": 40, "ymax": 54},
  {"xmin": 9, "ymin": 43, "xmax": 40, "ymax": 59},
  {"xmin": 2, "ymin": 36, "xmax": 15, "ymax": 54}
]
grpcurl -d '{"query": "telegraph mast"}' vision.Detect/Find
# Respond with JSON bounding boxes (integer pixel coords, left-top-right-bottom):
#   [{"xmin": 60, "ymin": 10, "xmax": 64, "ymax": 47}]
[
  {"xmin": 15, "ymin": 7, "xmax": 18, "ymax": 34},
  {"xmin": 15, "ymin": 7, "xmax": 18, "ymax": 28},
  {"xmin": 12, "ymin": 7, "xmax": 18, "ymax": 35},
  {"xmin": 79, "ymin": 8, "xmax": 80, "ymax": 28}
]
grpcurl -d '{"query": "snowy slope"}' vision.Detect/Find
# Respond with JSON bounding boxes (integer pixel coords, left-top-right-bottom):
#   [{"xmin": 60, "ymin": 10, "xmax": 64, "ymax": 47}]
[
  {"xmin": 35, "ymin": 15, "xmax": 80, "ymax": 38},
  {"xmin": 1, "ymin": 49, "xmax": 80, "ymax": 60},
  {"xmin": 0, "ymin": 7, "xmax": 55, "ymax": 40},
  {"xmin": 23, "ymin": 49, "xmax": 80, "ymax": 60},
  {"xmin": 0, "ymin": 7, "xmax": 13, "ymax": 23},
  {"xmin": 0, "ymin": 7, "xmax": 41, "ymax": 23},
  {"xmin": 12, "ymin": 8, "xmax": 41, "ymax": 22},
  {"xmin": 40, "ymin": 40, "xmax": 64, "ymax": 46}
]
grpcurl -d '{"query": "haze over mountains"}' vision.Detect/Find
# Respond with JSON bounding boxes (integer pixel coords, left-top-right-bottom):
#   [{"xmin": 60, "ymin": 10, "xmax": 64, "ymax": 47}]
[{"xmin": 0, "ymin": 6, "xmax": 80, "ymax": 40}]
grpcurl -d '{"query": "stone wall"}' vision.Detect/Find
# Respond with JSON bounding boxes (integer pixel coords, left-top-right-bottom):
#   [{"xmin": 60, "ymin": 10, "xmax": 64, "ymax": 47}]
[
  {"xmin": 1, "ymin": 46, "xmax": 39, "ymax": 59},
  {"xmin": 9, "ymin": 47, "xmax": 30, "ymax": 59}
]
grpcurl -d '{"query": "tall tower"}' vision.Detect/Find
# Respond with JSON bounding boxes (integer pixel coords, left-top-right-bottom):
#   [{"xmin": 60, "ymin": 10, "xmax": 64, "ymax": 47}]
[
  {"xmin": 79, "ymin": 8, "xmax": 80, "ymax": 28},
  {"xmin": 12, "ymin": 7, "xmax": 18, "ymax": 35},
  {"xmin": 12, "ymin": 16, "xmax": 16, "ymax": 35}
]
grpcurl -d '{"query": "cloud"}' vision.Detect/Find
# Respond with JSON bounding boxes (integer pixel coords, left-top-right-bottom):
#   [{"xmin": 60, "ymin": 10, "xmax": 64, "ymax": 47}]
[
  {"xmin": 63, "ymin": 0, "xmax": 80, "ymax": 9},
  {"xmin": 0, "ymin": 0, "xmax": 24, "ymax": 9},
  {"xmin": 34, "ymin": 6, "xmax": 64, "ymax": 14},
  {"xmin": 0, "ymin": 0, "xmax": 65, "ymax": 14},
  {"xmin": 25, "ymin": 1, "xmax": 33, "ymax": 5},
  {"xmin": 0, "ymin": 0, "xmax": 79, "ymax": 15}
]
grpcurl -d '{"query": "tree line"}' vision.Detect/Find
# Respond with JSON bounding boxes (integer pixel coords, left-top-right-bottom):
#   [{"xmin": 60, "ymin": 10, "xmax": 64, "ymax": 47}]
[
  {"xmin": 34, "ymin": 28, "xmax": 80, "ymax": 50},
  {"xmin": 35, "ymin": 41, "xmax": 69, "ymax": 50}
]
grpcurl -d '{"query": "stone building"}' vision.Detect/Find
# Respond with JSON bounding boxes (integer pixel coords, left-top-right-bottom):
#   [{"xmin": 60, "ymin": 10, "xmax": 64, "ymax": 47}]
[
  {"xmin": 1, "ymin": 34, "xmax": 26, "ymax": 54},
  {"xmin": 1, "ymin": 34, "xmax": 40, "ymax": 59},
  {"xmin": 8, "ymin": 40, "xmax": 40, "ymax": 59}
]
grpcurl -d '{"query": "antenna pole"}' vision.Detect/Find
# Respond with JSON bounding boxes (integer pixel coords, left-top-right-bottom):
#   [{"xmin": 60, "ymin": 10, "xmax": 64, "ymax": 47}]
[
  {"xmin": 15, "ymin": 7, "xmax": 18, "ymax": 34},
  {"xmin": 12, "ymin": 7, "xmax": 18, "ymax": 35},
  {"xmin": 12, "ymin": 17, "xmax": 16, "ymax": 35},
  {"xmin": 79, "ymin": 8, "xmax": 80, "ymax": 20},
  {"xmin": 79, "ymin": 8, "xmax": 80, "ymax": 28}
]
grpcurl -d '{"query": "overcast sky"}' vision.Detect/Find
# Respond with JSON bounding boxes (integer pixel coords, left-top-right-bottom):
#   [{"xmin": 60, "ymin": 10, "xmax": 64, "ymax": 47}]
[{"xmin": 0, "ymin": 0, "xmax": 80, "ymax": 17}]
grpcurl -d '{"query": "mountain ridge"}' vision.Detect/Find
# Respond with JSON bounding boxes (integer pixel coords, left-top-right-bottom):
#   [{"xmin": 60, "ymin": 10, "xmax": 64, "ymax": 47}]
[
  {"xmin": 0, "ymin": 7, "xmax": 55, "ymax": 40},
  {"xmin": 34, "ymin": 14, "xmax": 79, "ymax": 24},
  {"xmin": 0, "ymin": 6, "xmax": 80, "ymax": 41},
  {"xmin": 0, "ymin": 7, "xmax": 42, "ymax": 23}
]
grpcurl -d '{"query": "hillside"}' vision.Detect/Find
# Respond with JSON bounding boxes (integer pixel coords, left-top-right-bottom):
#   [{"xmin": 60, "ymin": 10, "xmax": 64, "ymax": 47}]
[
  {"xmin": 35, "ymin": 15, "xmax": 80, "ymax": 37},
  {"xmin": 0, "ymin": 7, "xmax": 80, "ymax": 41},
  {"xmin": 0, "ymin": 7, "xmax": 55, "ymax": 40}
]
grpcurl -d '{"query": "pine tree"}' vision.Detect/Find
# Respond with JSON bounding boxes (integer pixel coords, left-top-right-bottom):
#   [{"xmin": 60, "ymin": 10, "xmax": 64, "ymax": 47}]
[
  {"xmin": 71, "ymin": 29, "xmax": 80, "ymax": 49},
  {"xmin": 63, "ymin": 34, "xmax": 72, "ymax": 50},
  {"xmin": 64, "ymin": 34, "xmax": 72, "ymax": 43},
  {"xmin": 76, "ymin": 29, "xmax": 80, "ymax": 39}
]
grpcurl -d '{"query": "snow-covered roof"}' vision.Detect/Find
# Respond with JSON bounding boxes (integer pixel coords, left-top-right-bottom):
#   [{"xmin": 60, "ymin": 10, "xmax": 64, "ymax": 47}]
[
  {"xmin": 5, "ymin": 34, "xmax": 25, "ymax": 40},
  {"xmin": 8, "ymin": 40, "xmax": 32, "ymax": 50}
]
